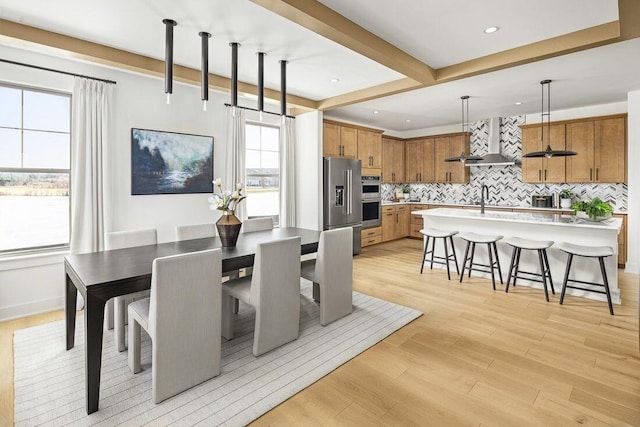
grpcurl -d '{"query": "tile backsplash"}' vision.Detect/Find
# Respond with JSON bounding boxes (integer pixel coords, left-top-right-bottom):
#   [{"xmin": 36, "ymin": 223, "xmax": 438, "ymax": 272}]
[{"xmin": 381, "ymin": 115, "xmax": 627, "ymax": 212}]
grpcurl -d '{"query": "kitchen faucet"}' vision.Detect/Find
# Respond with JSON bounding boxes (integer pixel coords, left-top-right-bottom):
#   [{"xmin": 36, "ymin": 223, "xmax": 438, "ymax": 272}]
[{"xmin": 480, "ymin": 184, "xmax": 489, "ymax": 214}]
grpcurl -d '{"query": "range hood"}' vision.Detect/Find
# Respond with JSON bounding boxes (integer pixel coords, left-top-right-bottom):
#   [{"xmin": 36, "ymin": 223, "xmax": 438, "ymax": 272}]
[{"xmin": 466, "ymin": 117, "xmax": 517, "ymax": 167}]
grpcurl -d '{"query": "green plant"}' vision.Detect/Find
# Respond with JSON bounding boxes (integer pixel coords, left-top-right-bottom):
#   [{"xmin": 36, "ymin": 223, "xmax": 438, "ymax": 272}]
[
  {"xmin": 402, "ymin": 184, "xmax": 410, "ymax": 193},
  {"xmin": 571, "ymin": 201, "xmax": 587, "ymax": 212},
  {"xmin": 559, "ymin": 189, "xmax": 573, "ymax": 199},
  {"xmin": 572, "ymin": 198, "xmax": 613, "ymax": 219}
]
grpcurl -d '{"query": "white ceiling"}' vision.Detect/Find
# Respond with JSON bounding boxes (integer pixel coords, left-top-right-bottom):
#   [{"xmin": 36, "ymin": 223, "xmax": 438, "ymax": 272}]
[{"xmin": 1, "ymin": 0, "xmax": 639, "ymax": 131}]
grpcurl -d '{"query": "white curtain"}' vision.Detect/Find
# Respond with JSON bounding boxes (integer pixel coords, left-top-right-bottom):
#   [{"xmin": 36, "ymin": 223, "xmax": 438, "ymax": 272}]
[
  {"xmin": 279, "ymin": 116, "xmax": 296, "ymax": 227},
  {"xmin": 224, "ymin": 105, "xmax": 247, "ymax": 220}
]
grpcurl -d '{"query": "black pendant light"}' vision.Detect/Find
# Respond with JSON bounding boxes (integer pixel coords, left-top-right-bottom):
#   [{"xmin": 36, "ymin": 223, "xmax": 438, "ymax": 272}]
[
  {"xmin": 444, "ymin": 95, "xmax": 483, "ymax": 163},
  {"xmin": 162, "ymin": 19, "xmax": 177, "ymax": 104},
  {"xmin": 257, "ymin": 52, "xmax": 265, "ymax": 121},
  {"xmin": 199, "ymin": 31, "xmax": 211, "ymax": 111},
  {"xmin": 523, "ymin": 79, "xmax": 577, "ymax": 158},
  {"xmin": 280, "ymin": 60, "xmax": 288, "ymax": 119},
  {"xmin": 230, "ymin": 42, "xmax": 239, "ymax": 108}
]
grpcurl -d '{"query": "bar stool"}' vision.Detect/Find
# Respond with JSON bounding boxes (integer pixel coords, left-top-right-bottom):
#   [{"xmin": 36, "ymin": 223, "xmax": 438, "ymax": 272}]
[
  {"xmin": 557, "ymin": 242, "xmax": 615, "ymax": 315},
  {"xmin": 504, "ymin": 237, "xmax": 555, "ymax": 301},
  {"xmin": 459, "ymin": 232, "xmax": 503, "ymax": 290},
  {"xmin": 419, "ymin": 228, "xmax": 459, "ymax": 280}
]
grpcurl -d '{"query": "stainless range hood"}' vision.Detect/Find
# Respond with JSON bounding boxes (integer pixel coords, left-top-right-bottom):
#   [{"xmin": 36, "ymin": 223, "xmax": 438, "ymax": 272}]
[{"xmin": 466, "ymin": 117, "xmax": 517, "ymax": 167}]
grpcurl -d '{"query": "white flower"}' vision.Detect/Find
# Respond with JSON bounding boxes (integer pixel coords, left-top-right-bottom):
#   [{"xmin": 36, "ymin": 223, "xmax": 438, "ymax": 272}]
[
  {"xmin": 213, "ymin": 178, "xmax": 222, "ymax": 187},
  {"xmin": 231, "ymin": 191, "xmax": 239, "ymax": 199},
  {"xmin": 236, "ymin": 182, "xmax": 243, "ymax": 190}
]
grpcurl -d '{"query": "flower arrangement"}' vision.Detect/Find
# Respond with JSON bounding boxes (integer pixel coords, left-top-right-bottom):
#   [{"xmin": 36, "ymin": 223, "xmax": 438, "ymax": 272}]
[
  {"xmin": 208, "ymin": 178, "xmax": 246, "ymax": 212},
  {"xmin": 571, "ymin": 197, "xmax": 613, "ymax": 220}
]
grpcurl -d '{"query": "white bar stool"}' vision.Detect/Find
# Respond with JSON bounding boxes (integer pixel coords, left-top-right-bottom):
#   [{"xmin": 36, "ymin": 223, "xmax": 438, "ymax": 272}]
[
  {"xmin": 459, "ymin": 232, "xmax": 503, "ymax": 290},
  {"xmin": 504, "ymin": 237, "xmax": 555, "ymax": 301},
  {"xmin": 557, "ymin": 242, "xmax": 615, "ymax": 315},
  {"xmin": 419, "ymin": 228, "xmax": 459, "ymax": 280}
]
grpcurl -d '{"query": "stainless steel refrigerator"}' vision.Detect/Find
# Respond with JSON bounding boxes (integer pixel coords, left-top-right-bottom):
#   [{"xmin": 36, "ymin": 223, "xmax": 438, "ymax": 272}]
[{"xmin": 323, "ymin": 157, "xmax": 362, "ymax": 254}]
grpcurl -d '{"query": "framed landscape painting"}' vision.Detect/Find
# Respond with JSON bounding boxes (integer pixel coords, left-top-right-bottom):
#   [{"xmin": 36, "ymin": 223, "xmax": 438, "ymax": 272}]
[{"xmin": 131, "ymin": 128, "xmax": 213, "ymax": 195}]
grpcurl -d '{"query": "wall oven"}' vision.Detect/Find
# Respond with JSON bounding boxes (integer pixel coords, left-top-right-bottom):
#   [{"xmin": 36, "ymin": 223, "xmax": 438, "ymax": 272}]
[{"xmin": 361, "ymin": 175, "xmax": 381, "ymax": 228}]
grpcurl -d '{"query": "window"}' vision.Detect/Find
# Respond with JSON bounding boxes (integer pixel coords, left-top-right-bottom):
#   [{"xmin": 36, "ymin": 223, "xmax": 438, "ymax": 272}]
[
  {"xmin": 0, "ymin": 84, "xmax": 71, "ymax": 253},
  {"xmin": 245, "ymin": 122, "xmax": 279, "ymax": 225}
]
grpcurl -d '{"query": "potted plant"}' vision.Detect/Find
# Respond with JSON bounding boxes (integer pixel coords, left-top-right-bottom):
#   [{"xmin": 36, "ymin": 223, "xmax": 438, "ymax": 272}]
[
  {"xmin": 559, "ymin": 189, "xmax": 573, "ymax": 208},
  {"xmin": 571, "ymin": 197, "xmax": 613, "ymax": 221},
  {"xmin": 402, "ymin": 184, "xmax": 411, "ymax": 201}
]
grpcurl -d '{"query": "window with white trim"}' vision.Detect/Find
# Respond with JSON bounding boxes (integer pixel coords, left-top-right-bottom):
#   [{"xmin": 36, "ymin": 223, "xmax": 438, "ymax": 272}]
[
  {"xmin": 0, "ymin": 84, "xmax": 71, "ymax": 253},
  {"xmin": 245, "ymin": 122, "xmax": 279, "ymax": 225}
]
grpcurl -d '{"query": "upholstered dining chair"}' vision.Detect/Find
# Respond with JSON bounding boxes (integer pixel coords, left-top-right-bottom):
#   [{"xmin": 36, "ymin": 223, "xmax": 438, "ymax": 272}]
[
  {"xmin": 128, "ymin": 248, "xmax": 222, "ymax": 403},
  {"xmin": 175, "ymin": 223, "xmax": 216, "ymax": 241},
  {"xmin": 300, "ymin": 227, "xmax": 353, "ymax": 325},
  {"xmin": 242, "ymin": 217, "xmax": 273, "ymax": 233},
  {"xmin": 221, "ymin": 236, "xmax": 301, "ymax": 356},
  {"xmin": 105, "ymin": 228, "xmax": 157, "ymax": 353}
]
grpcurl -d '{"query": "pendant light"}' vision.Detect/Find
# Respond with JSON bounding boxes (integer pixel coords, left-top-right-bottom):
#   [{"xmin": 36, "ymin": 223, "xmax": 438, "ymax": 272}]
[
  {"xmin": 257, "ymin": 52, "xmax": 265, "ymax": 121},
  {"xmin": 229, "ymin": 42, "xmax": 239, "ymax": 114},
  {"xmin": 523, "ymin": 79, "xmax": 576, "ymax": 158},
  {"xmin": 444, "ymin": 95, "xmax": 482, "ymax": 163},
  {"xmin": 280, "ymin": 60, "xmax": 288, "ymax": 120},
  {"xmin": 162, "ymin": 19, "xmax": 177, "ymax": 104},
  {"xmin": 199, "ymin": 31, "xmax": 211, "ymax": 111}
]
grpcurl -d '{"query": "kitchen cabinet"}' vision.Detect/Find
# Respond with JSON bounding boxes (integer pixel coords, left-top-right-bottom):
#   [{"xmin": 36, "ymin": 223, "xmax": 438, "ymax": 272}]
[
  {"xmin": 521, "ymin": 124, "xmax": 566, "ymax": 183},
  {"xmin": 382, "ymin": 205, "xmax": 410, "ymax": 241},
  {"xmin": 566, "ymin": 116, "xmax": 626, "ymax": 183},
  {"xmin": 405, "ymin": 138, "xmax": 435, "ymax": 183},
  {"xmin": 358, "ymin": 129, "xmax": 383, "ymax": 176},
  {"xmin": 322, "ymin": 121, "xmax": 357, "ymax": 159},
  {"xmin": 361, "ymin": 226, "xmax": 382, "ymax": 248},
  {"xmin": 614, "ymin": 214, "xmax": 627, "ymax": 267},
  {"xmin": 382, "ymin": 137, "xmax": 405, "ymax": 183},
  {"xmin": 434, "ymin": 133, "xmax": 470, "ymax": 183},
  {"xmin": 410, "ymin": 204, "xmax": 429, "ymax": 238}
]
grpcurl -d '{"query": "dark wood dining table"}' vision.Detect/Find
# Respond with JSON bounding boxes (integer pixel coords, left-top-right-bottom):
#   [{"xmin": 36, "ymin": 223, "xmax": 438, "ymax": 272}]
[{"xmin": 64, "ymin": 227, "xmax": 321, "ymax": 414}]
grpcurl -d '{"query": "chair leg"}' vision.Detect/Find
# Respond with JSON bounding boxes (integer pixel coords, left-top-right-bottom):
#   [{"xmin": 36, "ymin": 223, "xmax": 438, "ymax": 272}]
[
  {"xmin": 559, "ymin": 253, "xmax": 574, "ymax": 305},
  {"xmin": 487, "ymin": 243, "xmax": 496, "ymax": 290},
  {"xmin": 538, "ymin": 250, "xmax": 550, "ymax": 302},
  {"xmin": 105, "ymin": 298, "xmax": 114, "ymax": 330},
  {"xmin": 443, "ymin": 237, "xmax": 451, "ymax": 280},
  {"xmin": 598, "ymin": 256, "xmax": 614, "ymax": 315},
  {"xmin": 221, "ymin": 293, "xmax": 235, "ymax": 340},
  {"xmin": 468, "ymin": 243, "xmax": 476, "ymax": 278},
  {"xmin": 420, "ymin": 236, "xmax": 429, "ymax": 274},
  {"xmin": 429, "ymin": 236, "xmax": 436, "ymax": 270},
  {"xmin": 233, "ymin": 298, "xmax": 240, "ymax": 314},
  {"xmin": 460, "ymin": 241, "xmax": 471, "ymax": 283},
  {"xmin": 312, "ymin": 282, "xmax": 321, "ymax": 302},
  {"xmin": 450, "ymin": 236, "xmax": 460, "ymax": 275},
  {"xmin": 128, "ymin": 318, "xmax": 141, "ymax": 374},
  {"xmin": 542, "ymin": 249, "xmax": 555, "ymax": 294},
  {"xmin": 513, "ymin": 248, "xmax": 522, "ymax": 287},
  {"xmin": 114, "ymin": 297, "xmax": 127, "ymax": 352},
  {"xmin": 493, "ymin": 243, "xmax": 503, "ymax": 284},
  {"xmin": 505, "ymin": 247, "xmax": 517, "ymax": 293}
]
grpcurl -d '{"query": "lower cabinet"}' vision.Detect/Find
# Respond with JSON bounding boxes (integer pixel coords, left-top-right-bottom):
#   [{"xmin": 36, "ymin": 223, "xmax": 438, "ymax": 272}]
[
  {"xmin": 410, "ymin": 205, "xmax": 429, "ymax": 238},
  {"xmin": 382, "ymin": 205, "xmax": 410, "ymax": 241},
  {"xmin": 614, "ymin": 214, "xmax": 627, "ymax": 267},
  {"xmin": 361, "ymin": 226, "xmax": 382, "ymax": 247}
]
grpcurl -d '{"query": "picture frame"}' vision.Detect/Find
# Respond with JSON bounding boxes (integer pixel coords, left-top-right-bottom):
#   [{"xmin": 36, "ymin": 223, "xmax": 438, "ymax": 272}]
[{"xmin": 131, "ymin": 128, "xmax": 214, "ymax": 195}]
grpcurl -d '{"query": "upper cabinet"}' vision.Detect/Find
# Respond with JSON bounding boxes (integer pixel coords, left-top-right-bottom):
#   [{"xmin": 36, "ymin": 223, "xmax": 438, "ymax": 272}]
[
  {"xmin": 434, "ymin": 133, "xmax": 470, "ymax": 183},
  {"xmin": 382, "ymin": 137, "xmax": 405, "ymax": 183},
  {"xmin": 566, "ymin": 116, "xmax": 626, "ymax": 183},
  {"xmin": 405, "ymin": 138, "xmax": 434, "ymax": 183},
  {"xmin": 357, "ymin": 129, "xmax": 383, "ymax": 176},
  {"xmin": 322, "ymin": 121, "xmax": 357, "ymax": 159},
  {"xmin": 521, "ymin": 124, "xmax": 566, "ymax": 183}
]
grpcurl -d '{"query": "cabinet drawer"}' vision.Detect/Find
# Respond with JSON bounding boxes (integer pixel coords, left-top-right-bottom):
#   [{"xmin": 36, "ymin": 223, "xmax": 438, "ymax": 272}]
[
  {"xmin": 411, "ymin": 215, "xmax": 424, "ymax": 225},
  {"xmin": 410, "ymin": 227, "xmax": 423, "ymax": 238},
  {"xmin": 410, "ymin": 204, "xmax": 428, "ymax": 211},
  {"xmin": 362, "ymin": 226, "xmax": 382, "ymax": 238},
  {"xmin": 362, "ymin": 235, "xmax": 382, "ymax": 247},
  {"xmin": 382, "ymin": 206, "xmax": 397, "ymax": 214}
]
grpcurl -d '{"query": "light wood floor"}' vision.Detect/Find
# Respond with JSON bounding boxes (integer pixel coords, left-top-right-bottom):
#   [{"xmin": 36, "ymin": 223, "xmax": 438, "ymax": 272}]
[{"xmin": 1, "ymin": 239, "xmax": 638, "ymax": 426}]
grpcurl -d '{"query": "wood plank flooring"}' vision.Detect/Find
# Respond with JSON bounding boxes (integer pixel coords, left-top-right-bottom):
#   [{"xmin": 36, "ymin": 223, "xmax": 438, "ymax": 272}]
[{"xmin": 1, "ymin": 238, "xmax": 638, "ymax": 426}]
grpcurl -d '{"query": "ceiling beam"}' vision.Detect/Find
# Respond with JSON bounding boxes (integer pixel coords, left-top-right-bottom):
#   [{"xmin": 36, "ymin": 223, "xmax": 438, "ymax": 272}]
[
  {"xmin": 0, "ymin": 19, "xmax": 317, "ymax": 111},
  {"xmin": 316, "ymin": 77, "xmax": 421, "ymax": 110},
  {"xmin": 249, "ymin": 0, "xmax": 436, "ymax": 84}
]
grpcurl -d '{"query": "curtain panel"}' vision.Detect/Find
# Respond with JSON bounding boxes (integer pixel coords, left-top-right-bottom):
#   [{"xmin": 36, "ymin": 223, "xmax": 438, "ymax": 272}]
[
  {"xmin": 279, "ymin": 116, "xmax": 296, "ymax": 227},
  {"xmin": 224, "ymin": 106, "xmax": 247, "ymax": 220}
]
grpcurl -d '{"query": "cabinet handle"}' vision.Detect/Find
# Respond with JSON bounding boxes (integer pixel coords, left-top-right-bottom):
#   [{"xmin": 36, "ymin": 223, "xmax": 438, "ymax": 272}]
[
  {"xmin": 544, "ymin": 169, "xmax": 547, "ymax": 181},
  {"xmin": 416, "ymin": 173, "xmax": 419, "ymax": 181},
  {"xmin": 590, "ymin": 168, "xmax": 593, "ymax": 181},
  {"xmin": 596, "ymin": 168, "xmax": 599, "ymax": 181},
  {"xmin": 538, "ymin": 170, "xmax": 541, "ymax": 181},
  {"xmin": 420, "ymin": 172, "xmax": 422, "ymax": 181},
  {"xmin": 339, "ymin": 145, "xmax": 343, "ymax": 156},
  {"xmin": 368, "ymin": 239, "xmax": 375, "ymax": 244}
]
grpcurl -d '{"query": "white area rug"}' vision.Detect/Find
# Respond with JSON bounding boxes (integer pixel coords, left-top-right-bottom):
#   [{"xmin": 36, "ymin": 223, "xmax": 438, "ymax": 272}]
[{"xmin": 14, "ymin": 280, "xmax": 421, "ymax": 426}]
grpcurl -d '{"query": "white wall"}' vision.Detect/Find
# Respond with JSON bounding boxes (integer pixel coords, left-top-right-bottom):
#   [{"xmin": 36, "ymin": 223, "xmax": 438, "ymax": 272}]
[
  {"xmin": 0, "ymin": 44, "xmax": 229, "ymax": 320},
  {"xmin": 626, "ymin": 90, "xmax": 640, "ymax": 274},
  {"xmin": 295, "ymin": 110, "xmax": 323, "ymax": 231}
]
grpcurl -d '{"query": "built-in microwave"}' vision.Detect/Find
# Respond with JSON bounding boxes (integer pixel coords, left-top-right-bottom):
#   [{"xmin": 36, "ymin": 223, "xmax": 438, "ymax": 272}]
[{"xmin": 361, "ymin": 176, "xmax": 381, "ymax": 228}]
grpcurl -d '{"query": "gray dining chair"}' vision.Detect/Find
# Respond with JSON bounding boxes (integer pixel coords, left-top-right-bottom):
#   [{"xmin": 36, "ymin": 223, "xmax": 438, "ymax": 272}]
[
  {"xmin": 175, "ymin": 223, "xmax": 216, "ymax": 241},
  {"xmin": 300, "ymin": 227, "xmax": 353, "ymax": 325},
  {"xmin": 242, "ymin": 217, "xmax": 274, "ymax": 233},
  {"xmin": 105, "ymin": 228, "xmax": 157, "ymax": 353},
  {"xmin": 221, "ymin": 236, "xmax": 301, "ymax": 356},
  {"xmin": 128, "ymin": 248, "xmax": 222, "ymax": 403}
]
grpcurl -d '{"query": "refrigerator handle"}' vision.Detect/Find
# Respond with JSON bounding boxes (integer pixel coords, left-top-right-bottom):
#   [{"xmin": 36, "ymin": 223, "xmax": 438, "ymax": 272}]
[{"xmin": 346, "ymin": 169, "xmax": 352, "ymax": 215}]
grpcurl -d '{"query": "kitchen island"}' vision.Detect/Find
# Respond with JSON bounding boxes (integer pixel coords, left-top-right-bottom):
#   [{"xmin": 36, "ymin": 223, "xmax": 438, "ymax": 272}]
[{"xmin": 413, "ymin": 208, "xmax": 623, "ymax": 303}]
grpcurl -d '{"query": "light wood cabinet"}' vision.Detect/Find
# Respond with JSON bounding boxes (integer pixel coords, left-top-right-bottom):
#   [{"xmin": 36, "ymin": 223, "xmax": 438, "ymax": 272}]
[
  {"xmin": 382, "ymin": 205, "xmax": 410, "ymax": 241},
  {"xmin": 566, "ymin": 116, "xmax": 626, "ymax": 183},
  {"xmin": 322, "ymin": 121, "xmax": 357, "ymax": 159},
  {"xmin": 614, "ymin": 214, "xmax": 627, "ymax": 267},
  {"xmin": 521, "ymin": 124, "xmax": 566, "ymax": 183},
  {"xmin": 357, "ymin": 129, "xmax": 382, "ymax": 175},
  {"xmin": 382, "ymin": 137, "xmax": 405, "ymax": 183},
  {"xmin": 405, "ymin": 138, "xmax": 434, "ymax": 183},
  {"xmin": 361, "ymin": 226, "xmax": 382, "ymax": 248},
  {"xmin": 410, "ymin": 205, "xmax": 429, "ymax": 238},
  {"xmin": 434, "ymin": 134, "xmax": 470, "ymax": 183}
]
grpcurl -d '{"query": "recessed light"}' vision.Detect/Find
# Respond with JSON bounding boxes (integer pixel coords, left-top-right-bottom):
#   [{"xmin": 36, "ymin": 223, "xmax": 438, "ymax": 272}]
[
  {"xmin": 405, "ymin": 119, "xmax": 411, "ymax": 123},
  {"xmin": 515, "ymin": 101, "xmax": 523, "ymax": 105},
  {"xmin": 330, "ymin": 78, "xmax": 340, "ymax": 83},
  {"xmin": 373, "ymin": 110, "xmax": 379, "ymax": 114},
  {"xmin": 484, "ymin": 26, "xmax": 500, "ymax": 34}
]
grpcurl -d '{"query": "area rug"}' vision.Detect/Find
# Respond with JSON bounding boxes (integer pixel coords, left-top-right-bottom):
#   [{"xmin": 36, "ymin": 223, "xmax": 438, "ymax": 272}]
[{"xmin": 14, "ymin": 279, "xmax": 421, "ymax": 426}]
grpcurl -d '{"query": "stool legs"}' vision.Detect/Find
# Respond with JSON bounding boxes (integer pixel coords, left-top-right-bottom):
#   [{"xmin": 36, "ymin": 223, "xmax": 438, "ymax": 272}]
[
  {"xmin": 560, "ymin": 253, "xmax": 613, "ymax": 315},
  {"xmin": 460, "ymin": 241, "xmax": 471, "ymax": 283},
  {"xmin": 460, "ymin": 240, "xmax": 502, "ymax": 289},
  {"xmin": 450, "ymin": 236, "xmax": 460, "ymax": 275},
  {"xmin": 443, "ymin": 236, "xmax": 451, "ymax": 280},
  {"xmin": 542, "ymin": 250, "xmax": 555, "ymax": 295},
  {"xmin": 537, "ymin": 249, "xmax": 550, "ymax": 302},
  {"xmin": 468, "ymin": 243, "xmax": 476, "ymax": 278},
  {"xmin": 493, "ymin": 243, "xmax": 503, "ymax": 284},
  {"xmin": 598, "ymin": 257, "xmax": 614, "ymax": 316},
  {"xmin": 487, "ymin": 243, "xmax": 496, "ymax": 290},
  {"xmin": 420, "ymin": 235, "xmax": 458, "ymax": 280},
  {"xmin": 420, "ymin": 236, "xmax": 430, "ymax": 274},
  {"xmin": 506, "ymin": 247, "xmax": 553, "ymax": 301},
  {"xmin": 505, "ymin": 247, "xmax": 518, "ymax": 293},
  {"xmin": 559, "ymin": 253, "xmax": 573, "ymax": 305}
]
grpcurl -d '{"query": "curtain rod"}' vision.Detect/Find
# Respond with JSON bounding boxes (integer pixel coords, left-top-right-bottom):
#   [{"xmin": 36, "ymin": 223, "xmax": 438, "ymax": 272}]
[
  {"xmin": 0, "ymin": 59, "xmax": 117, "ymax": 85},
  {"xmin": 224, "ymin": 103, "xmax": 295, "ymax": 119}
]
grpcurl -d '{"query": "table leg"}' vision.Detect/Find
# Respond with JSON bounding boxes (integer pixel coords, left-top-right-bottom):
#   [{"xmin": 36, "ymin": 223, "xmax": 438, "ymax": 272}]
[
  {"xmin": 65, "ymin": 273, "xmax": 77, "ymax": 350},
  {"xmin": 85, "ymin": 292, "xmax": 105, "ymax": 414}
]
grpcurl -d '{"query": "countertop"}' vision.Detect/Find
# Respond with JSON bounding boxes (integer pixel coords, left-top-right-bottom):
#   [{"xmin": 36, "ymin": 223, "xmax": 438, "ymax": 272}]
[
  {"xmin": 414, "ymin": 207, "xmax": 623, "ymax": 231},
  {"xmin": 381, "ymin": 200, "xmax": 626, "ymax": 215}
]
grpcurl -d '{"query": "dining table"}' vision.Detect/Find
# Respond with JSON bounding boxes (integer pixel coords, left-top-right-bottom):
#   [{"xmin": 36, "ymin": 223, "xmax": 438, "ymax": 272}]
[{"xmin": 64, "ymin": 227, "xmax": 321, "ymax": 414}]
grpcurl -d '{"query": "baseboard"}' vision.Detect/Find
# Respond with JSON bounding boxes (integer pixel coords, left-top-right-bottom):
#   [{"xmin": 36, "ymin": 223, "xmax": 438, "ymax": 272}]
[
  {"xmin": 624, "ymin": 262, "xmax": 639, "ymax": 275},
  {"xmin": 0, "ymin": 296, "xmax": 64, "ymax": 322}
]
